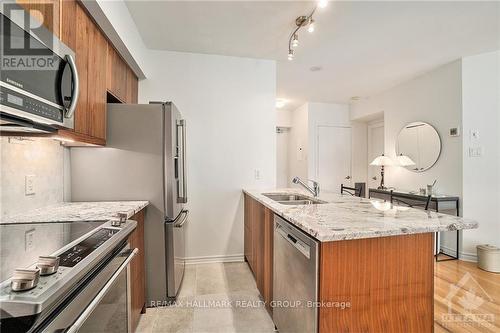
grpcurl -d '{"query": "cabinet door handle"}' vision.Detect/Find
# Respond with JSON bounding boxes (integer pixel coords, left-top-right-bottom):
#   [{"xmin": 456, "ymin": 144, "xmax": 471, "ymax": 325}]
[{"xmin": 64, "ymin": 54, "xmax": 79, "ymax": 119}]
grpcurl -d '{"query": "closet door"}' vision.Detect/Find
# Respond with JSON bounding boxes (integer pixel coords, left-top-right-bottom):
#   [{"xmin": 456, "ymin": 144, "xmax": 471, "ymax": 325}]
[{"xmin": 316, "ymin": 126, "xmax": 352, "ymax": 192}]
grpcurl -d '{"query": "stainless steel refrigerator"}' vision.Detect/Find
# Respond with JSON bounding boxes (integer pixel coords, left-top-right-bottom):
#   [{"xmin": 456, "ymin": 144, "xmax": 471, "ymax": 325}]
[{"xmin": 70, "ymin": 102, "xmax": 188, "ymax": 305}]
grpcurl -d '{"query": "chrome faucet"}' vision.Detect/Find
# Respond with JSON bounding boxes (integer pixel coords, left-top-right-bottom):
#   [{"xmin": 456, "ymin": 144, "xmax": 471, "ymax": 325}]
[{"xmin": 292, "ymin": 177, "xmax": 320, "ymax": 197}]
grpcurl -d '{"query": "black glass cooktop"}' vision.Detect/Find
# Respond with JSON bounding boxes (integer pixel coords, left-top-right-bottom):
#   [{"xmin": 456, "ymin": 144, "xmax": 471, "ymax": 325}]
[{"xmin": 0, "ymin": 221, "xmax": 107, "ymax": 282}]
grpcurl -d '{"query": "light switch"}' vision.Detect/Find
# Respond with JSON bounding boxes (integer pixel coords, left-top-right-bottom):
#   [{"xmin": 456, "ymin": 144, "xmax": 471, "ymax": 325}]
[
  {"xmin": 254, "ymin": 169, "xmax": 261, "ymax": 180},
  {"xmin": 468, "ymin": 147, "xmax": 482, "ymax": 158},
  {"xmin": 25, "ymin": 175, "xmax": 35, "ymax": 195},
  {"xmin": 25, "ymin": 229, "xmax": 35, "ymax": 252}
]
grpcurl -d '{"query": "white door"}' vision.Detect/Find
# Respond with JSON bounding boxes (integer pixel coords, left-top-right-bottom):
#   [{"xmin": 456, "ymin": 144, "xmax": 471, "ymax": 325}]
[
  {"xmin": 367, "ymin": 122, "xmax": 384, "ymax": 190},
  {"xmin": 316, "ymin": 126, "xmax": 352, "ymax": 193}
]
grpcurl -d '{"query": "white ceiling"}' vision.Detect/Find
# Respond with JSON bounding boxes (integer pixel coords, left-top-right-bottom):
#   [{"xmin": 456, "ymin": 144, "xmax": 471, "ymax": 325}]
[{"xmin": 125, "ymin": 1, "xmax": 500, "ymax": 110}]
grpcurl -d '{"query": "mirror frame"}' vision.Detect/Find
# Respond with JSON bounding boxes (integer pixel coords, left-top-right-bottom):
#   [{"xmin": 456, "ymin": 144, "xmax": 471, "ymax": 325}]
[{"xmin": 396, "ymin": 121, "xmax": 442, "ymax": 173}]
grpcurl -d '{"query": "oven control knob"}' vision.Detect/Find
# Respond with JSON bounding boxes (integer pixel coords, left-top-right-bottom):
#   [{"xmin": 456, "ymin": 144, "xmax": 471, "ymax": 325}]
[
  {"xmin": 36, "ymin": 256, "xmax": 60, "ymax": 276},
  {"xmin": 11, "ymin": 269, "xmax": 40, "ymax": 292}
]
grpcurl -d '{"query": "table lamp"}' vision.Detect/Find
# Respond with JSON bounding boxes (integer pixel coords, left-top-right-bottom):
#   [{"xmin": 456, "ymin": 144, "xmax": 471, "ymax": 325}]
[
  {"xmin": 370, "ymin": 154, "xmax": 393, "ymax": 189},
  {"xmin": 396, "ymin": 153, "xmax": 416, "ymax": 167}
]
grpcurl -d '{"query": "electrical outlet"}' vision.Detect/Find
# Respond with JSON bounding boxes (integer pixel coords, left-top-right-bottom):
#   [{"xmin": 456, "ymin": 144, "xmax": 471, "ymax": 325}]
[
  {"xmin": 25, "ymin": 175, "xmax": 35, "ymax": 195},
  {"xmin": 254, "ymin": 169, "xmax": 261, "ymax": 180},
  {"xmin": 25, "ymin": 229, "xmax": 35, "ymax": 252}
]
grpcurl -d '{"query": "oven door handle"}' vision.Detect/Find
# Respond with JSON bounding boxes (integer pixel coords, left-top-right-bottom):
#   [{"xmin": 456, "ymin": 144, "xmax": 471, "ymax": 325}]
[
  {"xmin": 64, "ymin": 54, "xmax": 79, "ymax": 119},
  {"xmin": 65, "ymin": 248, "xmax": 138, "ymax": 333}
]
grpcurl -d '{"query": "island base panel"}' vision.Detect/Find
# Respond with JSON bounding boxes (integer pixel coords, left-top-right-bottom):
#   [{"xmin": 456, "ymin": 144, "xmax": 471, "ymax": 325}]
[{"xmin": 319, "ymin": 233, "xmax": 434, "ymax": 333}]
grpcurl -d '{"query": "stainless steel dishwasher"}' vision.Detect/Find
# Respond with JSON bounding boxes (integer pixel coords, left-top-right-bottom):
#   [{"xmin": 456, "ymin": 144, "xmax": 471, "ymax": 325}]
[{"xmin": 273, "ymin": 214, "xmax": 319, "ymax": 333}]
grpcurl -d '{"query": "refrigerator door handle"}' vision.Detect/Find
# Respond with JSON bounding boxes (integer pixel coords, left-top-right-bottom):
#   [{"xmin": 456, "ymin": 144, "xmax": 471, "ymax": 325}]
[
  {"xmin": 177, "ymin": 119, "xmax": 188, "ymax": 203},
  {"xmin": 174, "ymin": 210, "xmax": 189, "ymax": 228}
]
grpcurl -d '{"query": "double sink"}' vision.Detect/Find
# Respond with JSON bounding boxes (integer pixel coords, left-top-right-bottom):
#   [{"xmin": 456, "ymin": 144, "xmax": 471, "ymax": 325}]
[{"xmin": 263, "ymin": 193, "xmax": 326, "ymax": 206}]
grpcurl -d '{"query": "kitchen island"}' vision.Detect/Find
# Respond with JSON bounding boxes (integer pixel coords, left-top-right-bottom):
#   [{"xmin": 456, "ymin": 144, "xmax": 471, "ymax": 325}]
[{"xmin": 243, "ymin": 189, "xmax": 478, "ymax": 332}]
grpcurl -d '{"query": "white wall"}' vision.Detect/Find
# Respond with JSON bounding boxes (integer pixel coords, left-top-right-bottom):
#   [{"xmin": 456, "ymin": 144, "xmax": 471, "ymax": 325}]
[
  {"xmin": 276, "ymin": 109, "xmax": 292, "ymax": 127},
  {"xmin": 461, "ymin": 51, "xmax": 500, "ymax": 257},
  {"xmin": 351, "ymin": 61, "xmax": 463, "ymax": 199},
  {"xmin": 0, "ymin": 138, "xmax": 68, "ymax": 219},
  {"xmin": 139, "ymin": 50, "xmax": 276, "ymax": 261},
  {"xmin": 287, "ymin": 103, "xmax": 309, "ymax": 186}
]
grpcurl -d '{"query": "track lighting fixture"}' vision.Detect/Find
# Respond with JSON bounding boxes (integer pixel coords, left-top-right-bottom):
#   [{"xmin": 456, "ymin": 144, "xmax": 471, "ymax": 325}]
[
  {"xmin": 286, "ymin": 1, "xmax": 326, "ymax": 60},
  {"xmin": 307, "ymin": 20, "xmax": 315, "ymax": 33}
]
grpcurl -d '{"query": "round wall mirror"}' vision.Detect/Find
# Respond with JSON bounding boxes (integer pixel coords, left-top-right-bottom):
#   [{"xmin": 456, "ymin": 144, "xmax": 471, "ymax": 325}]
[{"xmin": 396, "ymin": 122, "xmax": 441, "ymax": 172}]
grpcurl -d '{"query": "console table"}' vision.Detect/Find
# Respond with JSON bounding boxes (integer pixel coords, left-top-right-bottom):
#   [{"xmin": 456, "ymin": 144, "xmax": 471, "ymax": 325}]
[{"xmin": 368, "ymin": 188, "xmax": 460, "ymax": 261}]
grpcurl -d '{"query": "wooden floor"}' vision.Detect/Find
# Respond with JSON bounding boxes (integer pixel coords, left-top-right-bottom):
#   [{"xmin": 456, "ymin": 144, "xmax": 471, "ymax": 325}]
[{"xmin": 434, "ymin": 260, "xmax": 500, "ymax": 333}]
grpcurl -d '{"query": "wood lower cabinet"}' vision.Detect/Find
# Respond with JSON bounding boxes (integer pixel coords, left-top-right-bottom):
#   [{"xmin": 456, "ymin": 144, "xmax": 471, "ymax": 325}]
[
  {"xmin": 244, "ymin": 194, "xmax": 273, "ymax": 314},
  {"xmin": 244, "ymin": 195, "xmax": 434, "ymax": 331},
  {"xmin": 128, "ymin": 209, "xmax": 146, "ymax": 333},
  {"xmin": 318, "ymin": 233, "xmax": 434, "ymax": 332}
]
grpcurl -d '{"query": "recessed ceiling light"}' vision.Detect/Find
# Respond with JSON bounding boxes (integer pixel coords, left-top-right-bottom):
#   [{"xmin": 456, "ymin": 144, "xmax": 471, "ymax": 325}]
[
  {"xmin": 310, "ymin": 66, "xmax": 322, "ymax": 72},
  {"xmin": 276, "ymin": 99, "xmax": 288, "ymax": 109}
]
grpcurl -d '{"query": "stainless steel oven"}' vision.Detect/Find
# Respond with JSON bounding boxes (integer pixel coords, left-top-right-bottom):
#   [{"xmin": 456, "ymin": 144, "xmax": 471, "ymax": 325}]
[
  {"xmin": 0, "ymin": 3, "xmax": 79, "ymax": 133},
  {"xmin": 0, "ymin": 220, "xmax": 137, "ymax": 333},
  {"xmin": 41, "ymin": 245, "xmax": 137, "ymax": 333}
]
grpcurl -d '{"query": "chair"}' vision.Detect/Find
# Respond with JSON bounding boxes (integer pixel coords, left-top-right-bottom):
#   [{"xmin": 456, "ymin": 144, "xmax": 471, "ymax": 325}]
[
  {"xmin": 390, "ymin": 190, "xmax": 432, "ymax": 210},
  {"xmin": 340, "ymin": 184, "xmax": 362, "ymax": 197}
]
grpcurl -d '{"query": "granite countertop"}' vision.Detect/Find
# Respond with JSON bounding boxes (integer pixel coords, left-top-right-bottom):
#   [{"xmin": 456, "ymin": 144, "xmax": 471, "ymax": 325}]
[
  {"xmin": 1, "ymin": 201, "xmax": 149, "ymax": 224},
  {"xmin": 243, "ymin": 188, "xmax": 478, "ymax": 242}
]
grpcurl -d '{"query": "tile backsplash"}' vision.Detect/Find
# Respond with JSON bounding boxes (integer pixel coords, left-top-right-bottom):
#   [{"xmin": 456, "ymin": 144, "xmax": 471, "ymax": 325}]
[{"xmin": 0, "ymin": 137, "xmax": 69, "ymax": 219}]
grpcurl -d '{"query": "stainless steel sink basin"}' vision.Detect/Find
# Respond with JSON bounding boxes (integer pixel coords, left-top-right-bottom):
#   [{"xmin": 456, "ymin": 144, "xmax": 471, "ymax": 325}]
[
  {"xmin": 263, "ymin": 193, "xmax": 325, "ymax": 205},
  {"xmin": 278, "ymin": 200, "xmax": 321, "ymax": 205}
]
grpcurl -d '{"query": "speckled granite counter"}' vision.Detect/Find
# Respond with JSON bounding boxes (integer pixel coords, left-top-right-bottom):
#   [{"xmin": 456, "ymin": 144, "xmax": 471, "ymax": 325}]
[
  {"xmin": 243, "ymin": 189, "xmax": 478, "ymax": 242},
  {"xmin": 1, "ymin": 201, "xmax": 149, "ymax": 224}
]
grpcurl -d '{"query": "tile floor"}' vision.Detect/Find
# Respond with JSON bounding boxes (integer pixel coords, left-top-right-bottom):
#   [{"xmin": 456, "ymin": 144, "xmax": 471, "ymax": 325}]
[{"xmin": 135, "ymin": 262, "xmax": 276, "ymax": 333}]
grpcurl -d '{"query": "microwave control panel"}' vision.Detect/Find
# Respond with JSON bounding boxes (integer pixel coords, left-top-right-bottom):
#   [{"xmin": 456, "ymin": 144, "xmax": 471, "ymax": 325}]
[{"xmin": 0, "ymin": 86, "xmax": 63, "ymax": 122}]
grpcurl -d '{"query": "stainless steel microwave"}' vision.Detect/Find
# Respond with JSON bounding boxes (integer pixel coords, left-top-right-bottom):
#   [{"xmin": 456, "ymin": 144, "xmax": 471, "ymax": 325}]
[{"xmin": 0, "ymin": 3, "xmax": 79, "ymax": 133}]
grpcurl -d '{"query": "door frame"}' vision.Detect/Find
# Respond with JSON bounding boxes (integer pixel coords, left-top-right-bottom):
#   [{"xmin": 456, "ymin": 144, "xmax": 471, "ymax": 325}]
[
  {"xmin": 367, "ymin": 120, "xmax": 384, "ymax": 189},
  {"xmin": 314, "ymin": 125, "xmax": 352, "ymax": 187}
]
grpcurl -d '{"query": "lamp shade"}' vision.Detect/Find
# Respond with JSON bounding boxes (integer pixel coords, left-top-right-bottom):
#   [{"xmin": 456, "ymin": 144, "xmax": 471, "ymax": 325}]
[
  {"xmin": 396, "ymin": 153, "xmax": 416, "ymax": 167},
  {"xmin": 370, "ymin": 154, "xmax": 393, "ymax": 166}
]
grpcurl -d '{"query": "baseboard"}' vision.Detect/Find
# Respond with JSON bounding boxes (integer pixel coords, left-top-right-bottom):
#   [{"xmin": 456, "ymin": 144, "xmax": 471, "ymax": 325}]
[
  {"xmin": 440, "ymin": 245, "xmax": 477, "ymax": 262},
  {"xmin": 184, "ymin": 254, "xmax": 245, "ymax": 265}
]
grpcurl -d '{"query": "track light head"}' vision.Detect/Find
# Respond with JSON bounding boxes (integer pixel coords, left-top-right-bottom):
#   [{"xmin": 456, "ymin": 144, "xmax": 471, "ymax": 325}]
[
  {"xmin": 307, "ymin": 19, "xmax": 315, "ymax": 33},
  {"xmin": 292, "ymin": 34, "xmax": 299, "ymax": 47},
  {"xmin": 288, "ymin": 49, "xmax": 295, "ymax": 61}
]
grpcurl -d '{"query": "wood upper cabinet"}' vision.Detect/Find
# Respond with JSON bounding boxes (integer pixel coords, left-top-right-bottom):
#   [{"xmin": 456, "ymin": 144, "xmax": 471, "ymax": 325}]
[
  {"xmin": 16, "ymin": 0, "xmax": 60, "ymax": 37},
  {"xmin": 107, "ymin": 44, "xmax": 128, "ymax": 103},
  {"xmin": 14, "ymin": 0, "xmax": 139, "ymax": 145},
  {"xmin": 126, "ymin": 67, "xmax": 139, "ymax": 104},
  {"xmin": 59, "ymin": 0, "xmax": 106, "ymax": 144}
]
